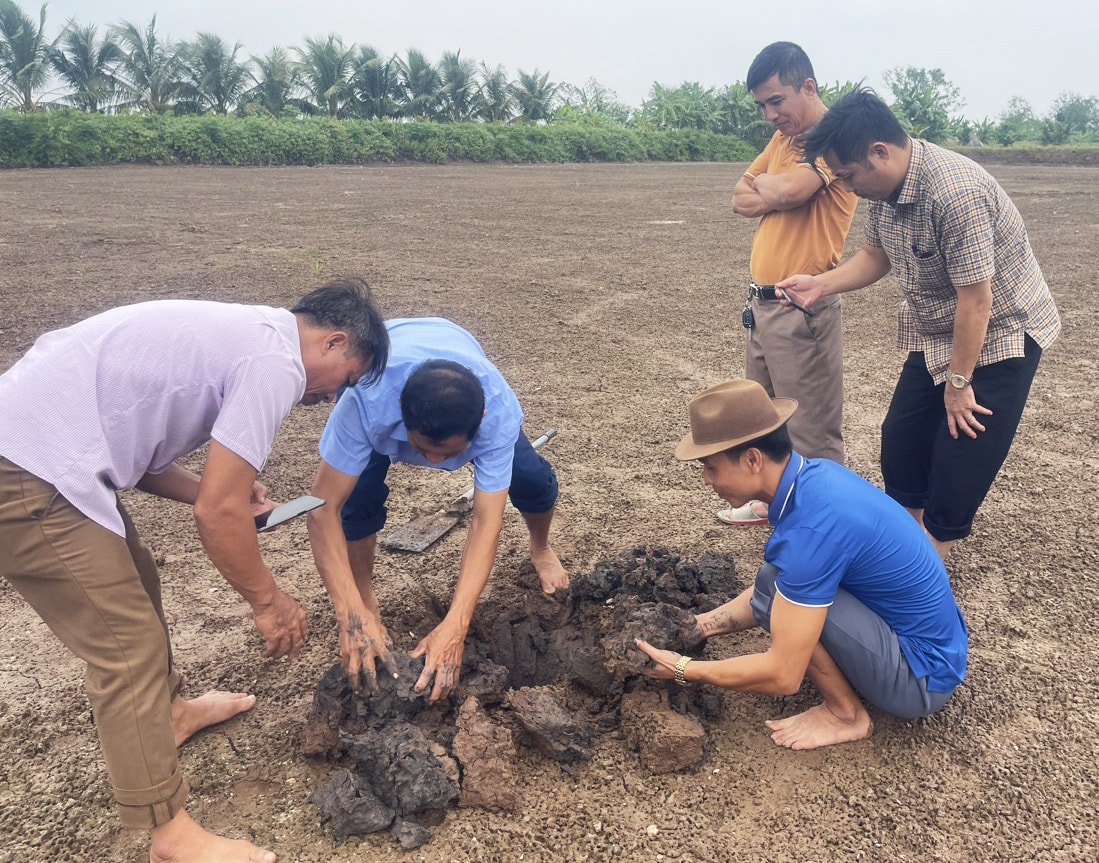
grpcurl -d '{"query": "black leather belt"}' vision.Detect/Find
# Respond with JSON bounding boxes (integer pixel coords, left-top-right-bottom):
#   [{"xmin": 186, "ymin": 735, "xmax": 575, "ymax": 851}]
[{"xmin": 748, "ymin": 280, "xmax": 779, "ymax": 301}]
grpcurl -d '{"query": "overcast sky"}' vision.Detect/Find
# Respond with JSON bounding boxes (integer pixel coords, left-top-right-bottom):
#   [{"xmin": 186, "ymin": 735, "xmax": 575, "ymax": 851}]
[{"xmin": 35, "ymin": 0, "xmax": 1098, "ymax": 119}]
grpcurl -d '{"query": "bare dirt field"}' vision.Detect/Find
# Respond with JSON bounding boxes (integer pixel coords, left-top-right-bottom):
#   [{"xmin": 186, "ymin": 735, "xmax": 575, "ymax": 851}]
[{"xmin": 0, "ymin": 160, "xmax": 1096, "ymax": 862}]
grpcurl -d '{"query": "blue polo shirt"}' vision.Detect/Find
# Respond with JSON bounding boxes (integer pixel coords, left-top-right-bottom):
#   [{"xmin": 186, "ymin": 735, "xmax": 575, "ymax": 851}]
[
  {"xmin": 319, "ymin": 318, "xmax": 523, "ymax": 492},
  {"xmin": 766, "ymin": 454, "xmax": 967, "ymax": 693}
]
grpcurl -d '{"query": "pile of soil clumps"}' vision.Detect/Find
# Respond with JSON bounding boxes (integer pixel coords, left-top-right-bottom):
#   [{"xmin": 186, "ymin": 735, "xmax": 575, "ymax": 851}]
[{"xmin": 305, "ymin": 546, "xmax": 741, "ymax": 847}]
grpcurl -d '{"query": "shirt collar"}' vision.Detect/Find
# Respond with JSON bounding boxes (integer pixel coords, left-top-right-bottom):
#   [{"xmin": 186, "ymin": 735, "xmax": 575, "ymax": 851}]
[
  {"xmin": 892, "ymin": 139, "xmax": 926, "ymax": 207},
  {"xmin": 767, "ymin": 452, "xmax": 806, "ymax": 525}
]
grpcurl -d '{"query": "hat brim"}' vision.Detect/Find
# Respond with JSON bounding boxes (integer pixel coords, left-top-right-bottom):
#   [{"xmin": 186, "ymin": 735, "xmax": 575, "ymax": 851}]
[{"xmin": 674, "ymin": 398, "xmax": 798, "ymax": 461}]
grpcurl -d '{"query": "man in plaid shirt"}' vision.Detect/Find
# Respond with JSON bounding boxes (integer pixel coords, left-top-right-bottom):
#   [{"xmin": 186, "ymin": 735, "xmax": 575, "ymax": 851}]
[{"xmin": 778, "ymin": 88, "xmax": 1060, "ymax": 560}]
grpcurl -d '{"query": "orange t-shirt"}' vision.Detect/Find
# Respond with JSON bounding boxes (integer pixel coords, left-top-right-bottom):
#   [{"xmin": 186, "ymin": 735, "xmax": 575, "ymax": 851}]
[{"xmin": 746, "ymin": 131, "xmax": 857, "ymax": 285}]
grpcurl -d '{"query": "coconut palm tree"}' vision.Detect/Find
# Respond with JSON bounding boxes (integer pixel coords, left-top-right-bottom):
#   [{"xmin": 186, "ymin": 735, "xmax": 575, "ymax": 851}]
[
  {"xmin": 242, "ymin": 45, "xmax": 300, "ymax": 117},
  {"xmin": 295, "ymin": 34, "xmax": 355, "ymax": 117},
  {"xmin": 49, "ymin": 21, "xmax": 123, "ymax": 113},
  {"xmin": 111, "ymin": 15, "xmax": 182, "ymax": 114},
  {"xmin": 437, "ymin": 50, "xmax": 477, "ymax": 122},
  {"xmin": 474, "ymin": 62, "xmax": 512, "ymax": 122},
  {"xmin": 397, "ymin": 48, "xmax": 440, "ymax": 119},
  {"xmin": 0, "ymin": 0, "xmax": 54, "ymax": 111},
  {"xmin": 511, "ymin": 68, "xmax": 557, "ymax": 123},
  {"xmin": 177, "ymin": 32, "xmax": 250, "ymax": 115},
  {"xmin": 347, "ymin": 45, "xmax": 399, "ymax": 119}
]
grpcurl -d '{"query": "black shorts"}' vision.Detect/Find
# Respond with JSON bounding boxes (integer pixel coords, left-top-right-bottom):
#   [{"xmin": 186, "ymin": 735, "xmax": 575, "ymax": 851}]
[{"xmin": 880, "ymin": 336, "xmax": 1042, "ymax": 542}]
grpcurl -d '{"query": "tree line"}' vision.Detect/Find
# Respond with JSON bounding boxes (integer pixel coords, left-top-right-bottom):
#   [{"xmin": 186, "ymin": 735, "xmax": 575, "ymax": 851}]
[{"xmin": 2, "ymin": 1, "xmax": 1097, "ymax": 148}]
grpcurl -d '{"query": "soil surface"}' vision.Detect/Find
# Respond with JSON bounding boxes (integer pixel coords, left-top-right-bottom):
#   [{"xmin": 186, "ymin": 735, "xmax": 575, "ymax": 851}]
[{"xmin": 0, "ymin": 161, "xmax": 1096, "ymax": 863}]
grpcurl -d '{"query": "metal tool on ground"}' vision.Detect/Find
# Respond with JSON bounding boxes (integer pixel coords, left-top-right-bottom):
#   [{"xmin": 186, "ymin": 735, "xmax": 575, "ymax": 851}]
[{"xmin": 382, "ymin": 428, "xmax": 558, "ymax": 553}]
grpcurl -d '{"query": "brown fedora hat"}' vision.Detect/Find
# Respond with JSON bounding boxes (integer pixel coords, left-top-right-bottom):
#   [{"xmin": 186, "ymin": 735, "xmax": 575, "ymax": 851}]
[{"xmin": 675, "ymin": 379, "xmax": 797, "ymax": 461}]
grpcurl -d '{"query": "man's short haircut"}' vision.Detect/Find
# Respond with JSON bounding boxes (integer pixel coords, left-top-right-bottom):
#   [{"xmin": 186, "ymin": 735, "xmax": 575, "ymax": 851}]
[
  {"xmin": 291, "ymin": 277, "xmax": 389, "ymax": 386},
  {"xmin": 746, "ymin": 41, "xmax": 815, "ymax": 93},
  {"xmin": 401, "ymin": 360, "xmax": 486, "ymax": 442},
  {"xmin": 722, "ymin": 424, "xmax": 793, "ymax": 463},
  {"xmin": 800, "ymin": 87, "xmax": 909, "ymax": 167}
]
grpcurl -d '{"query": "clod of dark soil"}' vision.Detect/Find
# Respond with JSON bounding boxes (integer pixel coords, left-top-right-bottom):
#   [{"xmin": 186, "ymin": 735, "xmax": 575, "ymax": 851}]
[
  {"xmin": 505, "ymin": 686, "xmax": 595, "ymax": 764},
  {"xmin": 305, "ymin": 547, "xmax": 741, "ymax": 844},
  {"xmin": 309, "ymin": 769, "xmax": 394, "ymax": 844}
]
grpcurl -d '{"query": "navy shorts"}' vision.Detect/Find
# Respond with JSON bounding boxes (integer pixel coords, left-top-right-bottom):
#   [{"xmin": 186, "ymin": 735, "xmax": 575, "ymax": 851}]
[
  {"xmin": 340, "ymin": 431, "xmax": 559, "ymax": 541},
  {"xmin": 880, "ymin": 335, "xmax": 1042, "ymax": 542},
  {"xmin": 750, "ymin": 564, "xmax": 953, "ymax": 719}
]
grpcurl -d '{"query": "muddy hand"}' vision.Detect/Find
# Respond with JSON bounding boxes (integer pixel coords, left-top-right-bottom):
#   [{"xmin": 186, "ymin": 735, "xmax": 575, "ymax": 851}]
[
  {"xmin": 252, "ymin": 587, "xmax": 308, "ymax": 659},
  {"xmin": 411, "ymin": 618, "xmax": 467, "ymax": 702},
  {"xmin": 341, "ymin": 608, "xmax": 398, "ymax": 693},
  {"xmin": 633, "ymin": 638, "xmax": 679, "ymax": 680}
]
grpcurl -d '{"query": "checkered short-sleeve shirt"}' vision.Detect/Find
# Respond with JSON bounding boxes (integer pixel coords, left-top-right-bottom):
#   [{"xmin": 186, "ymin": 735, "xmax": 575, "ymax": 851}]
[{"xmin": 865, "ymin": 140, "xmax": 1060, "ymax": 382}]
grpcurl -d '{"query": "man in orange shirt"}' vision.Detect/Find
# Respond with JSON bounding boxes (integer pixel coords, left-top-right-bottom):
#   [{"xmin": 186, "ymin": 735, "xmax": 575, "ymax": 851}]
[{"xmin": 720, "ymin": 42, "xmax": 857, "ymax": 526}]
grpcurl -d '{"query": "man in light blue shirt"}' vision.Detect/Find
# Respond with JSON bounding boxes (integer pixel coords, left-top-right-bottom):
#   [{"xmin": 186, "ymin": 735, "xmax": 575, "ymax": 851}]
[{"xmin": 308, "ymin": 318, "xmax": 568, "ymax": 703}]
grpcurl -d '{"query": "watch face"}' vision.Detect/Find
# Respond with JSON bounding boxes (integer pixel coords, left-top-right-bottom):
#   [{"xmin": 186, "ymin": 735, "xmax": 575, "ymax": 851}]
[{"xmin": 949, "ymin": 374, "xmax": 968, "ymax": 389}]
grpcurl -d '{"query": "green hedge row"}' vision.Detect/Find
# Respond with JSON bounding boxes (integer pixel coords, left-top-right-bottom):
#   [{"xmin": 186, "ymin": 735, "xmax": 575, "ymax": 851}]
[{"xmin": 0, "ymin": 112, "xmax": 755, "ymax": 168}]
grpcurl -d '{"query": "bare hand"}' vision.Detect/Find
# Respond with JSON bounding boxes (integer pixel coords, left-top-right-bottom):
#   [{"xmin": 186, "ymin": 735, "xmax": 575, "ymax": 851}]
[
  {"xmin": 633, "ymin": 638, "xmax": 681, "ymax": 681},
  {"xmin": 251, "ymin": 587, "xmax": 308, "ymax": 659},
  {"xmin": 339, "ymin": 607, "xmax": 398, "ymax": 693},
  {"xmin": 410, "ymin": 618, "xmax": 467, "ymax": 702},
  {"xmin": 775, "ymin": 274, "xmax": 822, "ymax": 312},
  {"xmin": 249, "ymin": 481, "xmax": 276, "ymax": 519},
  {"xmin": 944, "ymin": 385, "xmax": 993, "ymax": 439}
]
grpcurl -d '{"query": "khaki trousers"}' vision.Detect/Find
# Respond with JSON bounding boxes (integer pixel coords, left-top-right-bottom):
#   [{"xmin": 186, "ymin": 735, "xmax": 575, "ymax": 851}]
[
  {"xmin": 744, "ymin": 295, "xmax": 846, "ymax": 464},
  {"xmin": 0, "ymin": 457, "xmax": 187, "ymax": 829}
]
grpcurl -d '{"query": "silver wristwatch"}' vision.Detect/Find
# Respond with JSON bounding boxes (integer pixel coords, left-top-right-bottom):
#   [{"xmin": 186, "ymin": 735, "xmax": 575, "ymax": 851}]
[{"xmin": 948, "ymin": 371, "xmax": 972, "ymax": 389}]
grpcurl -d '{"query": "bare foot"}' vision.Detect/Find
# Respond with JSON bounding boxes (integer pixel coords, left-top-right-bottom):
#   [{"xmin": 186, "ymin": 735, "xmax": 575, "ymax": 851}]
[
  {"xmin": 150, "ymin": 809, "xmax": 275, "ymax": 863},
  {"xmin": 764, "ymin": 702, "xmax": 873, "ymax": 750},
  {"xmin": 531, "ymin": 545, "xmax": 570, "ymax": 594},
  {"xmin": 172, "ymin": 691, "xmax": 257, "ymax": 747}
]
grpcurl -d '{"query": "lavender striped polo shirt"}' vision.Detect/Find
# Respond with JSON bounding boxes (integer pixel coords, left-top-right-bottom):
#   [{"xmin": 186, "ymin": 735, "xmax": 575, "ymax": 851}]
[{"xmin": 0, "ymin": 300, "xmax": 305, "ymax": 536}]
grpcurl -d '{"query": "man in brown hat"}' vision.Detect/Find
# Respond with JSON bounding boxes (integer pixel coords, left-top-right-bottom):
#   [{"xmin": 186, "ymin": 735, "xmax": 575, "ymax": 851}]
[{"xmin": 636, "ymin": 379, "xmax": 968, "ymax": 749}]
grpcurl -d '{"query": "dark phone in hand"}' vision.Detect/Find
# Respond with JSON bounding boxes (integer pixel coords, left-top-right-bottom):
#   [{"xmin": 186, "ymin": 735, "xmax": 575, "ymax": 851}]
[{"xmin": 777, "ymin": 289, "xmax": 815, "ymax": 317}]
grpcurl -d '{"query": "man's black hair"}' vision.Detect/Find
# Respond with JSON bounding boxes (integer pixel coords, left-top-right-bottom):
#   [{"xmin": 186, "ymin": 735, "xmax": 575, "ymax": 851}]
[
  {"xmin": 400, "ymin": 359, "xmax": 486, "ymax": 442},
  {"xmin": 800, "ymin": 87, "xmax": 909, "ymax": 167},
  {"xmin": 746, "ymin": 41, "xmax": 815, "ymax": 93},
  {"xmin": 722, "ymin": 424, "xmax": 793, "ymax": 463},
  {"xmin": 291, "ymin": 277, "xmax": 389, "ymax": 387}
]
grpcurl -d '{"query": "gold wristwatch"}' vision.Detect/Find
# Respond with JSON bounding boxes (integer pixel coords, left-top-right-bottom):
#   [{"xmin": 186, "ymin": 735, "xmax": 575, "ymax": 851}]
[{"xmin": 948, "ymin": 371, "xmax": 972, "ymax": 389}]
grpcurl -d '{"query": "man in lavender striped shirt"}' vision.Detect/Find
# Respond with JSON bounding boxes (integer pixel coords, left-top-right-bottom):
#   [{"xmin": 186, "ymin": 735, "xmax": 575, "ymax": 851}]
[{"xmin": 0, "ymin": 279, "xmax": 386, "ymax": 863}]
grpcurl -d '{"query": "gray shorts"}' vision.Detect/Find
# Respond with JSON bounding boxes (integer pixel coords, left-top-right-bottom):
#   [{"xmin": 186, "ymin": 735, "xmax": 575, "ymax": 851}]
[{"xmin": 750, "ymin": 564, "xmax": 953, "ymax": 719}]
